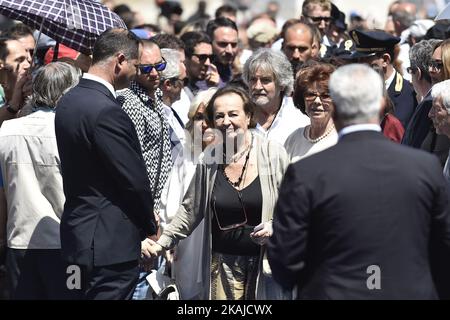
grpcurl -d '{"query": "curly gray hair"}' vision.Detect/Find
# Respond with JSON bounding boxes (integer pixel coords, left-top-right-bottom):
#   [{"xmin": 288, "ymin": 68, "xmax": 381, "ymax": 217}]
[{"xmin": 242, "ymin": 48, "xmax": 294, "ymax": 96}]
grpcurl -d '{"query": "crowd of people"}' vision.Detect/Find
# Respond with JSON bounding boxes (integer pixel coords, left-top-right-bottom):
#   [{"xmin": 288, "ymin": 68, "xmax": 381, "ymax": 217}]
[{"xmin": 1, "ymin": 0, "xmax": 450, "ymax": 300}]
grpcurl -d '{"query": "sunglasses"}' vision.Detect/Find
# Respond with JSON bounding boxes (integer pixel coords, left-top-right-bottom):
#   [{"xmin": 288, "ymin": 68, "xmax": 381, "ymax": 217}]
[
  {"xmin": 305, "ymin": 15, "xmax": 331, "ymax": 23},
  {"xmin": 212, "ymin": 190, "xmax": 247, "ymax": 231},
  {"xmin": 191, "ymin": 54, "xmax": 213, "ymax": 63},
  {"xmin": 135, "ymin": 58, "xmax": 167, "ymax": 74},
  {"xmin": 429, "ymin": 59, "xmax": 443, "ymax": 71}
]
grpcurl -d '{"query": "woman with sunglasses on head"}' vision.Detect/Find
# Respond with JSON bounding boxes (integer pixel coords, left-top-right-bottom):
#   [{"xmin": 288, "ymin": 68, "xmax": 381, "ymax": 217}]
[
  {"xmin": 143, "ymin": 86, "xmax": 291, "ymax": 300},
  {"xmin": 284, "ymin": 63, "xmax": 338, "ymax": 163}
]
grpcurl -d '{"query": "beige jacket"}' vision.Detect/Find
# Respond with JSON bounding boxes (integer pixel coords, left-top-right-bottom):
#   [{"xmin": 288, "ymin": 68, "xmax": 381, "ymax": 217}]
[{"xmin": 158, "ymin": 132, "xmax": 290, "ymax": 299}]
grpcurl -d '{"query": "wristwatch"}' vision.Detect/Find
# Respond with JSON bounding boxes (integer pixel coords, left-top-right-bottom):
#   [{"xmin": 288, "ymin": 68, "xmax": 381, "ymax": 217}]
[{"xmin": 5, "ymin": 103, "xmax": 19, "ymax": 114}]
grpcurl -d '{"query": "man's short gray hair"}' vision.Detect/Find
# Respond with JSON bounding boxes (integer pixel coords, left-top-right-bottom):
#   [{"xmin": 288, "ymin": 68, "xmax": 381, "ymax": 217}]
[
  {"xmin": 329, "ymin": 64, "xmax": 383, "ymax": 125},
  {"xmin": 431, "ymin": 79, "xmax": 450, "ymax": 112},
  {"xmin": 32, "ymin": 62, "xmax": 81, "ymax": 108},
  {"xmin": 160, "ymin": 48, "xmax": 181, "ymax": 80},
  {"xmin": 242, "ymin": 48, "xmax": 294, "ymax": 96},
  {"xmin": 410, "ymin": 39, "xmax": 441, "ymax": 84}
]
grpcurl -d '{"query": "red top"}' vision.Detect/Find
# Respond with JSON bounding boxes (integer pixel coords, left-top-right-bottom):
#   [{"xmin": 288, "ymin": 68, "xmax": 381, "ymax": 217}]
[{"xmin": 381, "ymin": 113, "xmax": 405, "ymax": 143}]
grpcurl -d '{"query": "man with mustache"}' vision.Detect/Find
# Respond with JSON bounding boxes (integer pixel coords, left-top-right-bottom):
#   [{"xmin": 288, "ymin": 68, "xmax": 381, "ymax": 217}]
[{"xmin": 243, "ymin": 48, "xmax": 309, "ymax": 145}]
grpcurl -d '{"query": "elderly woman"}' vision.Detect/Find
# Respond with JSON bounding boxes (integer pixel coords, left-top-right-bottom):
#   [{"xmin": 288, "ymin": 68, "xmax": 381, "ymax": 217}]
[
  {"xmin": 428, "ymin": 79, "xmax": 450, "ymax": 180},
  {"xmin": 159, "ymin": 87, "xmax": 217, "ymax": 300},
  {"xmin": 0, "ymin": 62, "xmax": 81, "ymax": 299},
  {"xmin": 284, "ymin": 63, "xmax": 338, "ymax": 163},
  {"xmin": 144, "ymin": 85, "xmax": 290, "ymax": 300}
]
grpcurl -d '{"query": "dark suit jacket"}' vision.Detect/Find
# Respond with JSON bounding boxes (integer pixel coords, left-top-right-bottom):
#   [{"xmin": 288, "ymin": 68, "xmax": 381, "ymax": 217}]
[
  {"xmin": 388, "ymin": 71, "xmax": 417, "ymax": 129},
  {"xmin": 400, "ymin": 92, "xmax": 450, "ymax": 167},
  {"xmin": 55, "ymin": 78, "xmax": 156, "ymax": 267},
  {"xmin": 401, "ymin": 92, "xmax": 433, "ymax": 148},
  {"xmin": 268, "ymin": 130, "xmax": 450, "ymax": 299}
]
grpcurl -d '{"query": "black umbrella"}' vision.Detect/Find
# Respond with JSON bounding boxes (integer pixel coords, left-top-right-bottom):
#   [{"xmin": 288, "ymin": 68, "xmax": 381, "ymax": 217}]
[{"xmin": 0, "ymin": 0, "xmax": 127, "ymax": 55}]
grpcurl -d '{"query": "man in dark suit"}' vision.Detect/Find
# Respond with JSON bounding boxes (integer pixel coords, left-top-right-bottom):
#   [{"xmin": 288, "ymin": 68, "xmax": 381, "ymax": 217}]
[
  {"xmin": 350, "ymin": 29, "xmax": 417, "ymax": 129},
  {"xmin": 55, "ymin": 29, "xmax": 157, "ymax": 299},
  {"xmin": 268, "ymin": 64, "xmax": 450, "ymax": 299}
]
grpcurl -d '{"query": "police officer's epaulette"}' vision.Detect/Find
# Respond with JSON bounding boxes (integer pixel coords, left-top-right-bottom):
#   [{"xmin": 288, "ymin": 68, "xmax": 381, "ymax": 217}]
[{"xmin": 395, "ymin": 72, "xmax": 403, "ymax": 93}]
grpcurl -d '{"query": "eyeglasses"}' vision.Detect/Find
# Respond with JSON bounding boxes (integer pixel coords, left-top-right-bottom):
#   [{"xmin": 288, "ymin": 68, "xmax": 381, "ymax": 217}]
[
  {"xmin": 191, "ymin": 54, "xmax": 213, "ymax": 63},
  {"xmin": 304, "ymin": 91, "xmax": 332, "ymax": 103},
  {"xmin": 304, "ymin": 15, "xmax": 331, "ymax": 23},
  {"xmin": 135, "ymin": 58, "xmax": 167, "ymax": 74},
  {"xmin": 429, "ymin": 59, "xmax": 443, "ymax": 71},
  {"xmin": 212, "ymin": 191, "xmax": 247, "ymax": 231},
  {"xmin": 407, "ymin": 66, "xmax": 418, "ymax": 74}
]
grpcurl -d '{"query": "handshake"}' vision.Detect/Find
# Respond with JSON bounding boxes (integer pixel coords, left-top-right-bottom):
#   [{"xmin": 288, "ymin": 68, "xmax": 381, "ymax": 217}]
[
  {"xmin": 140, "ymin": 237, "xmax": 165, "ymax": 272},
  {"xmin": 141, "ymin": 237, "xmax": 164, "ymax": 260}
]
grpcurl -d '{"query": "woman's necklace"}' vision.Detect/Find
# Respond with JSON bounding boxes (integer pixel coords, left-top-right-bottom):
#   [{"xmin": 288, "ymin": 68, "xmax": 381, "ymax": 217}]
[
  {"xmin": 305, "ymin": 123, "xmax": 335, "ymax": 143},
  {"xmin": 222, "ymin": 133, "xmax": 254, "ymax": 188}
]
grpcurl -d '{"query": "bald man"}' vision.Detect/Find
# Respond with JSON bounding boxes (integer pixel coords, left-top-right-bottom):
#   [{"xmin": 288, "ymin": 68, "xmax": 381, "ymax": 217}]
[{"xmin": 282, "ymin": 22, "xmax": 317, "ymax": 74}]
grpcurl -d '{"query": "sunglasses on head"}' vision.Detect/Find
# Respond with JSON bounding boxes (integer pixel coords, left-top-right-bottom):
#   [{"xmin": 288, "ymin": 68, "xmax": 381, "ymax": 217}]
[
  {"xmin": 135, "ymin": 58, "xmax": 167, "ymax": 74},
  {"xmin": 191, "ymin": 53, "xmax": 213, "ymax": 63}
]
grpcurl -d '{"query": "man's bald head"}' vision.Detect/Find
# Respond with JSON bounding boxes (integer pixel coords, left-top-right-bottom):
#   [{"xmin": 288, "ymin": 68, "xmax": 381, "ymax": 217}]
[{"xmin": 282, "ymin": 23, "xmax": 315, "ymax": 68}]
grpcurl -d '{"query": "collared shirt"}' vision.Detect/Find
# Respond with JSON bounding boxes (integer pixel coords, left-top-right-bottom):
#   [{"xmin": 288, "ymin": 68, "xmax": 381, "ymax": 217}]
[
  {"xmin": 162, "ymin": 102, "xmax": 186, "ymax": 162},
  {"xmin": 255, "ymin": 96, "xmax": 310, "ymax": 145},
  {"xmin": 385, "ymin": 70, "xmax": 396, "ymax": 90},
  {"xmin": 0, "ymin": 109, "xmax": 63, "ymax": 249},
  {"xmin": 83, "ymin": 73, "xmax": 116, "ymax": 98},
  {"xmin": 117, "ymin": 82, "xmax": 172, "ymax": 213},
  {"xmin": 338, "ymin": 123, "xmax": 382, "ymax": 140}
]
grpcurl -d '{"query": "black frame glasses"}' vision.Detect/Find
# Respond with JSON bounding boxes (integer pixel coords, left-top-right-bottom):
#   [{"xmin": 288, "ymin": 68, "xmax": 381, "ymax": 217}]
[
  {"xmin": 191, "ymin": 54, "xmax": 213, "ymax": 63},
  {"xmin": 135, "ymin": 58, "xmax": 167, "ymax": 74},
  {"xmin": 212, "ymin": 191, "xmax": 248, "ymax": 231}
]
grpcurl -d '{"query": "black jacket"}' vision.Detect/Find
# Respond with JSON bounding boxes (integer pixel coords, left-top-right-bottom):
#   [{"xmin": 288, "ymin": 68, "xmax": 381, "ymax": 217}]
[
  {"xmin": 55, "ymin": 78, "xmax": 156, "ymax": 267},
  {"xmin": 268, "ymin": 130, "xmax": 450, "ymax": 299}
]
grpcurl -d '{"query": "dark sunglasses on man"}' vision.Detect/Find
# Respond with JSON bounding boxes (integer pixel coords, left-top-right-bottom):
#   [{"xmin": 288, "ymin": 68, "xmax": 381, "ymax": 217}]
[
  {"xmin": 191, "ymin": 54, "xmax": 213, "ymax": 63},
  {"xmin": 304, "ymin": 15, "xmax": 331, "ymax": 23},
  {"xmin": 135, "ymin": 58, "xmax": 167, "ymax": 74}
]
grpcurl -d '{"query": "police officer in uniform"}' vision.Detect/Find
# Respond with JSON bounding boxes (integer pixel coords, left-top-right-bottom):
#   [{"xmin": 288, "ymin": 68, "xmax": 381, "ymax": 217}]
[{"xmin": 350, "ymin": 29, "xmax": 417, "ymax": 129}]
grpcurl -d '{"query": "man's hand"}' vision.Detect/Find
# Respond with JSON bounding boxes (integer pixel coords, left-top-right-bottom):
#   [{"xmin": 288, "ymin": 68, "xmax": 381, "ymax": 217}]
[
  {"xmin": 141, "ymin": 238, "xmax": 164, "ymax": 259},
  {"xmin": 205, "ymin": 63, "xmax": 220, "ymax": 87},
  {"xmin": 9, "ymin": 73, "xmax": 32, "ymax": 111}
]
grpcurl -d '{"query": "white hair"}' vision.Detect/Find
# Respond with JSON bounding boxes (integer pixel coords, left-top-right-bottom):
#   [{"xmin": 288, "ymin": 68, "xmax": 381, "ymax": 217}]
[
  {"xmin": 160, "ymin": 48, "xmax": 181, "ymax": 80},
  {"xmin": 329, "ymin": 63, "xmax": 383, "ymax": 125},
  {"xmin": 431, "ymin": 79, "xmax": 450, "ymax": 112}
]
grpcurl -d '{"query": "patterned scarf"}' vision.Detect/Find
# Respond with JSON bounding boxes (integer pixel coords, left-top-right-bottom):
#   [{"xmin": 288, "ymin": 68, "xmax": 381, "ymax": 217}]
[{"xmin": 117, "ymin": 81, "xmax": 172, "ymax": 213}]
